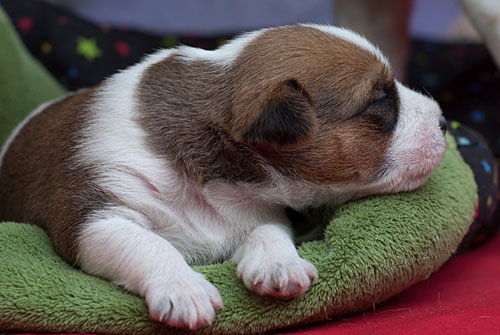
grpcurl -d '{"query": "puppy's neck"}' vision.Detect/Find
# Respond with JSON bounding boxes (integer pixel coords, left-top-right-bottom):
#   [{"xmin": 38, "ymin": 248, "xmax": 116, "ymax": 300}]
[{"xmin": 136, "ymin": 56, "xmax": 267, "ymax": 185}]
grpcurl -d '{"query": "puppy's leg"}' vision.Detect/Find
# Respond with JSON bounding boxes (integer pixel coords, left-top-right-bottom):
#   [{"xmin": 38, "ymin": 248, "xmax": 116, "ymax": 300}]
[
  {"xmin": 77, "ymin": 212, "xmax": 223, "ymax": 329},
  {"xmin": 232, "ymin": 223, "xmax": 318, "ymax": 299}
]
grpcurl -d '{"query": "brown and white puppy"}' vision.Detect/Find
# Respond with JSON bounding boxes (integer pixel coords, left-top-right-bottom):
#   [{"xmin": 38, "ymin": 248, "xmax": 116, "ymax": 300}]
[{"xmin": 0, "ymin": 25, "xmax": 447, "ymax": 329}]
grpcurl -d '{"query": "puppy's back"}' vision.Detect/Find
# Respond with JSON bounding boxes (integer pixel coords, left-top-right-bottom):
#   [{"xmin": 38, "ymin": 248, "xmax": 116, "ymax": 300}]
[{"xmin": 0, "ymin": 89, "xmax": 110, "ymax": 264}]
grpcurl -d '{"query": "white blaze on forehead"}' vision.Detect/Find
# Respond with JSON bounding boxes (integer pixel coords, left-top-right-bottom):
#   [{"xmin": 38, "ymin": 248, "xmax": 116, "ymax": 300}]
[
  {"xmin": 175, "ymin": 29, "xmax": 267, "ymax": 66},
  {"xmin": 170, "ymin": 24, "xmax": 390, "ymax": 70},
  {"xmin": 301, "ymin": 24, "xmax": 390, "ymax": 68}
]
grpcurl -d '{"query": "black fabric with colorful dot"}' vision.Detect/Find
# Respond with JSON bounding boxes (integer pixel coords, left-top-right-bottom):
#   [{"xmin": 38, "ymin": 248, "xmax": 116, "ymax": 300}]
[
  {"xmin": 448, "ymin": 122, "xmax": 499, "ymax": 251},
  {"xmin": 407, "ymin": 40, "xmax": 500, "ymax": 161},
  {"xmin": 0, "ymin": 0, "xmax": 230, "ymax": 90},
  {"xmin": 2, "ymin": 0, "xmax": 499, "ymax": 250}
]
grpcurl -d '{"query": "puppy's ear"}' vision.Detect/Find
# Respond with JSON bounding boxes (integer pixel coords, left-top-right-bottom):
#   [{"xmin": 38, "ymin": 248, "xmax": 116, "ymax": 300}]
[{"xmin": 243, "ymin": 79, "xmax": 317, "ymax": 147}]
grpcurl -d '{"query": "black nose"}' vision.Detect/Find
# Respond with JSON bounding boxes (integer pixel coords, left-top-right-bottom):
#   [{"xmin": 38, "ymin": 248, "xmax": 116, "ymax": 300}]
[{"xmin": 439, "ymin": 116, "xmax": 447, "ymax": 135}]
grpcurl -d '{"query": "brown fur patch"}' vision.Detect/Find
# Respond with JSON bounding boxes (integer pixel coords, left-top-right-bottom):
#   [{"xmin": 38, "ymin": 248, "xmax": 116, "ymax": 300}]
[
  {"xmin": 230, "ymin": 26, "xmax": 399, "ymax": 184},
  {"xmin": 136, "ymin": 57, "xmax": 268, "ymax": 184},
  {"xmin": 0, "ymin": 89, "xmax": 115, "ymax": 265}
]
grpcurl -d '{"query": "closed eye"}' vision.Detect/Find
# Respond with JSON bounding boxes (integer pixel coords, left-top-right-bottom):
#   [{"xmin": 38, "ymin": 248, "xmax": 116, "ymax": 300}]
[
  {"xmin": 372, "ymin": 90, "xmax": 387, "ymax": 102},
  {"xmin": 355, "ymin": 91, "xmax": 390, "ymax": 116}
]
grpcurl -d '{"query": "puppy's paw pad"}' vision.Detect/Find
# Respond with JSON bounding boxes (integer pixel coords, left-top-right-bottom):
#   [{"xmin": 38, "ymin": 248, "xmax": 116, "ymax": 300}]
[
  {"xmin": 238, "ymin": 257, "xmax": 318, "ymax": 299},
  {"xmin": 146, "ymin": 272, "xmax": 223, "ymax": 329}
]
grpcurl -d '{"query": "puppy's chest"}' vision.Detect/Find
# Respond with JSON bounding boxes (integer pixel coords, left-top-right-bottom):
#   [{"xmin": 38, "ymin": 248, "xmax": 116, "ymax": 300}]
[
  {"xmin": 133, "ymin": 177, "xmax": 259, "ymax": 265},
  {"xmin": 153, "ymin": 217, "xmax": 239, "ymax": 265}
]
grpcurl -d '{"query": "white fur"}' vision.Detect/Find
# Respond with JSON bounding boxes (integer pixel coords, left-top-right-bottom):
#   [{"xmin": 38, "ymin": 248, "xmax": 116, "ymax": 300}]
[
  {"xmin": 377, "ymin": 82, "xmax": 446, "ymax": 193},
  {"xmin": 176, "ymin": 29, "xmax": 266, "ymax": 66},
  {"xmin": 65, "ymin": 25, "xmax": 444, "ymax": 329},
  {"xmin": 303, "ymin": 23, "xmax": 390, "ymax": 67},
  {"xmin": 77, "ymin": 209, "xmax": 223, "ymax": 329}
]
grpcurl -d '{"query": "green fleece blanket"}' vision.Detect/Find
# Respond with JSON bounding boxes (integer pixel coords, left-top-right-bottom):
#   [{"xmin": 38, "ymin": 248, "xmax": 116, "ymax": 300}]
[
  {"xmin": 0, "ymin": 6, "xmax": 477, "ymax": 335},
  {"xmin": 0, "ymin": 6, "xmax": 65, "ymax": 146}
]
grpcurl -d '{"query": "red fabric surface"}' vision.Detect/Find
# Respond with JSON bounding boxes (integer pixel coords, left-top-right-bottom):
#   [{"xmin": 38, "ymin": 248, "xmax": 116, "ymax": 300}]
[
  {"xmin": 285, "ymin": 230, "xmax": 500, "ymax": 335},
  {"xmin": 9, "ymin": 231, "xmax": 500, "ymax": 335}
]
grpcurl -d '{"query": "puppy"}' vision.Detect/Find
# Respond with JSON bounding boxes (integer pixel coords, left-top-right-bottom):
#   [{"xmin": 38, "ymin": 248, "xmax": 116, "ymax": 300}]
[{"xmin": 0, "ymin": 24, "xmax": 447, "ymax": 329}]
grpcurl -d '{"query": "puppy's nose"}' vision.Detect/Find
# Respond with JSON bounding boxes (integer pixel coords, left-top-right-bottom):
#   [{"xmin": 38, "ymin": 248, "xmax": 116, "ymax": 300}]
[{"xmin": 439, "ymin": 116, "xmax": 447, "ymax": 135}]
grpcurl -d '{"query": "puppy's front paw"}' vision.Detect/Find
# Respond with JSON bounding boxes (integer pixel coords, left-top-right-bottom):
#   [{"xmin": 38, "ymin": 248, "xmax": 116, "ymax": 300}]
[
  {"xmin": 145, "ymin": 271, "xmax": 223, "ymax": 329},
  {"xmin": 237, "ymin": 255, "xmax": 318, "ymax": 299}
]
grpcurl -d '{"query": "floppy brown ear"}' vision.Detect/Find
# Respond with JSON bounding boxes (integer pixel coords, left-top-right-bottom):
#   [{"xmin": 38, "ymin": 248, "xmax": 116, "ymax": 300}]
[{"xmin": 242, "ymin": 79, "xmax": 317, "ymax": 147}]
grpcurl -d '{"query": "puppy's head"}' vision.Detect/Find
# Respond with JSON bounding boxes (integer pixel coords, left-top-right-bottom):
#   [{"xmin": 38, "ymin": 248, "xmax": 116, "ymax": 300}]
[{"xmin": 228, "ymin": 25, "xmax": 446, "ymax": 204}]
